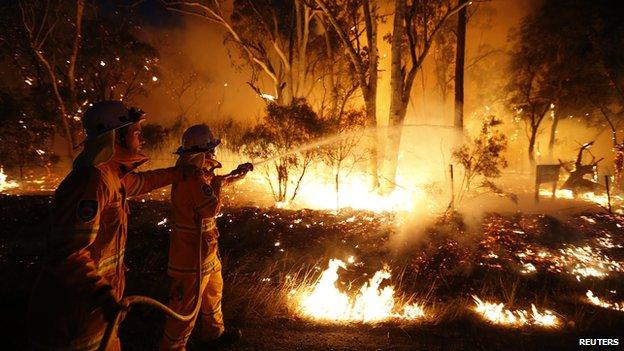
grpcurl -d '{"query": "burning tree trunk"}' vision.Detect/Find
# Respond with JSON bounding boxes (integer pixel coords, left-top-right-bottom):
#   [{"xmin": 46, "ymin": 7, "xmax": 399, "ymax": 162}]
[{"xmin": 453, "ymin": 0, "xmax": 467, "ymax": 131}]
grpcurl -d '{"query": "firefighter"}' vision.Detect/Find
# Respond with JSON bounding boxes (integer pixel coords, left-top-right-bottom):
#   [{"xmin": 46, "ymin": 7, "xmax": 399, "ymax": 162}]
[
  {"xmin": 159, "ymin": 124, "xmax": 252, "ymax": 351},
  {"xmin": 27, "ymin": 101, "xmax": 200, "ymax": 351}
]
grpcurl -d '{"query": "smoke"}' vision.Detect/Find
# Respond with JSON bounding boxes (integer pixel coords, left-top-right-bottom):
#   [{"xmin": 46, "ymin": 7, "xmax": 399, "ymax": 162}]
[{"xmin": 133, "ymin": 16, "xmax": 264, "ymax": 129}]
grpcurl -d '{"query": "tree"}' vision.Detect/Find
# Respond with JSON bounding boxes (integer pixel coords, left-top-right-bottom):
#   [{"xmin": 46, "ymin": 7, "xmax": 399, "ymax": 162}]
[
  {"xmin": 8, "ymin": 1, "xmax": 160, "ymax": 162},
  {"xmin": 385, "ymin": 0, "xmax": 471, "ymax": 187},
  {"xmin": 164, "ymin": 0, "xmax": 328, "ymax": 105},
  {"xmin": 314, "ymin": 0, "xmax": 382, "ymax": 188},
  {"xmin": 0, "ymin": 93, "xmax": 58, "ymax": 179},
  {"xmin": 320, "ymin": 108, "xmax": 367, "ymax": 212},
  {"xmin": 508, "ymin": 0, "xmax": 624, "ymax": 171},
  {"xmin": 452, "ymin": 115, "xmax": 508, "ymax": 205},
  {"xmin": 453, "ymin": 0, "xmax": 467, "ymax": 130},
  {"xmin": 17, "ymin": 0, "xmax": 85, "ymax": 157},
  {"xmin": 506, "ymin": 10, "xmax": 557, "ymax": 168},
  {"xmin": 240, "ymin": 99, "xmax": 325, "ymax": 204}
]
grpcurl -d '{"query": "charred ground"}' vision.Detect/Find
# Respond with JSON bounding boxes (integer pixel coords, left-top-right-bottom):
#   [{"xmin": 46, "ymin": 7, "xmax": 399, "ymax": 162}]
[{"xmin": 1, "ymin": 195, "xmax": 623, "ymax": 350}]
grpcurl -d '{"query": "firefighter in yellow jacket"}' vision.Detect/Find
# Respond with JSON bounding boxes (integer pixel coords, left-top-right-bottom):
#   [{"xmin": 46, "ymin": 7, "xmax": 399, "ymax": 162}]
[
  {"xmin": 159, "ymin": 124, "xmax": 252, "ymax": 350},
  {"xmin": 28, "ymin": 101, "xmax": 199, "ymax": 351}
]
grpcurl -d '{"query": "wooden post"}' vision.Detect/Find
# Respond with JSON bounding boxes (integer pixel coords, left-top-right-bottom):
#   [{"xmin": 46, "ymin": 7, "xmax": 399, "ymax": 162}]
[
  {"xmin": 535, "ymin": 174, "xmax": 540, "ymax": 203},
  {"xmin": 605, "ymin": 175, "xmax": 612, "ymax": 213}
]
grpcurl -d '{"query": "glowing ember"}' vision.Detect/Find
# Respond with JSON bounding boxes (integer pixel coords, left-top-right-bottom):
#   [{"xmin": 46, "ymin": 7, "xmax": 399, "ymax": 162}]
[
  {"xmin": 520, "ymin": 262, "xmax": 537, "ymax": 274},
  {"xmin": 559, "ymin": 245, "xmax": 622, "ymax": 281},
  {"xmin": 472, "ymin": 296, "xmax": 559, "ymax": 328},
  {"xmin": 296, "ymin": 259, "xmax": 425, "ymax": 323},
  {"xmin": 0, "ymin": 167, "xmax": 19, "ymax": 192},
  {"xmin": 508, "ymin": 243, "xmax": 623, "ymax": 281},
  {"xmin": 260, "ymin": 93, "xmax": 276, "ymax": 101},
  {"xmin": 539, "ymin": 189, "xmax": 574, "ymax": 199},
  {"xmin": 586, "ymin": 290, "xmax": 624, "ymax": 312}
]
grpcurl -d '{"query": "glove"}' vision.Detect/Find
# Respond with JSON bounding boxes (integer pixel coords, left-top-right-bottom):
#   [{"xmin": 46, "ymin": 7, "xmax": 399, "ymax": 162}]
[
  {"xmin": 233, "ymin": 162, "xmax": 253, "ymax": 175},
  {"xmin": 94, "ymin": 286, "xmax": 128, "ymax": 324}
]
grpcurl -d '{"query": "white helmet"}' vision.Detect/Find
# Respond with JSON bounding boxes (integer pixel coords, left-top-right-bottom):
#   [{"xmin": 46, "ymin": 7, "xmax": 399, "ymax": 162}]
[
  {"xmin": 82, "ymin": 101, "xmax": 145, "ymax": 141},
  {"xmin": 175, "ymin": 124, "xmax": 221, "ymax": 155}
]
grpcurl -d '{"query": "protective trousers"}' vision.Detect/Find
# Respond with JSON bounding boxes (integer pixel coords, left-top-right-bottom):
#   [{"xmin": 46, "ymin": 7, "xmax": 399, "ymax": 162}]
[{"xmin": 159, "ymin": 267, "xmax": 225, "ymax": 351}]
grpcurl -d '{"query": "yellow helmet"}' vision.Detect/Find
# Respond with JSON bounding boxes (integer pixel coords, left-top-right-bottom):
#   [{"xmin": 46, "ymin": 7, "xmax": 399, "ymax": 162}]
[
  {"xmin": 82, "ymin": 101, "xmax": 144, "ymax": 141},
  {"xmin": 175, "ymin": 124, "xmax": 221, "ymax": 155}
]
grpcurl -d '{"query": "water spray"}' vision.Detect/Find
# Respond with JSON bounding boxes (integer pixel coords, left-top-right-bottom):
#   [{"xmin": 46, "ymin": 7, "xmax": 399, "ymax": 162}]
[{"xmin": 251, "ymin": 123, "xmax": 459, "ymax": 167}]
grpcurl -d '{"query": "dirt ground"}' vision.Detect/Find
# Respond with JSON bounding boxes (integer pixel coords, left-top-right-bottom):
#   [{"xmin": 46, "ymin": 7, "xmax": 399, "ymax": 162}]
[{"xmin": 1, "ymin": 194, "xmax": 623, "ymax": 350}]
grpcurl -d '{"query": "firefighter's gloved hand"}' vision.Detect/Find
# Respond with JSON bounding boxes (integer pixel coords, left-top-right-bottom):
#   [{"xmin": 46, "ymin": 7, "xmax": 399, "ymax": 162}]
[
  {"xmin": 179, "ymin": 165, "xmax": 202, "ymax": 181},
  {"xmin": 95, "ymin": 287, "xmax": 128, "ymax": 324},
  {"xmin": 234, "ymin": 162, "xmax": 253, "ymax": 174}
]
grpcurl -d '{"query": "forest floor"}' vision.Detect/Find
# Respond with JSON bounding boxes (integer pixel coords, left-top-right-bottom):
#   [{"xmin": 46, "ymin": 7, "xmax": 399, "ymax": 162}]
[{"xmin": 1, "ymin": 194, "xmax": 623, "ymax": 350}]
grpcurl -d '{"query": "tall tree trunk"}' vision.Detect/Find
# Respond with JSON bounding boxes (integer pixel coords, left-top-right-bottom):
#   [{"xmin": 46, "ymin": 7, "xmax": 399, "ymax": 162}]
[
  {"xmin": 315, "ymin": 0, "xmax": 380, "ymax": 188},
  {"xmin": 363, "ymin": 0, "xmax": 380, "ymax": 189},
  {"xmin": 320, "ymin": 18, "xmax": 339, "ymax": 113},
  {"xmin": 453, "ymin": 0, "xmax": 467, "ymax": 130},
  {"xmin": 385, "ymin": 0, "xmax": 408, "ymax": 189},
  {"xmin": 528, "ymin": 127, "xmax": 538, "ymax": 169},
  {"xmin": 365, "ymin": 95, "xmax": 380, "ymax": 188}
]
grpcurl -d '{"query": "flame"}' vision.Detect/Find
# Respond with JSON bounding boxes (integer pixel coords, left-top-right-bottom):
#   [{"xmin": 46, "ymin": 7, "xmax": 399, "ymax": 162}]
[
  {"xmin": 296, "ymin": 259, "xmax": 425, "ymax": 323},
  {"xmin": 472, "ymin": 296, "xmax": 559, "ymax": 327},
  {"xmin": 0, "ymin": 167, "xmax": 19, "ymax": 192},
  {"xmin": 586, "ymin": 290, "xmax": 624, "ymax": 312},
  {"xmin": 539, "ymin": 189, "xmax": 623, "ymax": 210},
  {"xmin": 251, "ymin": 169, "xmax": 428, "ymax": 213},
  {"xmin": 260, "ymin": 93, "xmax": 276, "ymax": 101}
]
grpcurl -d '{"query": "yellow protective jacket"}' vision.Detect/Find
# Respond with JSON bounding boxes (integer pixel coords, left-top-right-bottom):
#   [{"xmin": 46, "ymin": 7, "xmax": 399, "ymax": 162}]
[
  {"xmin": 168, "ymin": 173, "xmax": 222, "ymax": 278},
  {"xmin": 28, "ymin": 155, "xmax": 183, "ymax": 351}
]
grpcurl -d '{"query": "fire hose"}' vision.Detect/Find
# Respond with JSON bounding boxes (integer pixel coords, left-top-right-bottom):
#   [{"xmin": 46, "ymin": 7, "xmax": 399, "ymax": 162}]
[{"xmin": 98, "ymin": 166, "xmax": 252, "ymax": 351}]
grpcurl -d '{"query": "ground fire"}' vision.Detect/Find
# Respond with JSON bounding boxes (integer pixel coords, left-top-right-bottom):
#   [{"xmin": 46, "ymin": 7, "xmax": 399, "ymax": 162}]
[{"xmin": 294, "ymin": 259, "xmax": 426, "ymax": 322}]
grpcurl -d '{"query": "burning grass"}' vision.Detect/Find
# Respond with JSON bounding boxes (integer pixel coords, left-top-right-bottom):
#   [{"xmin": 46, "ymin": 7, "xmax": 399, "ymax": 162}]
[
  {"xmin": 471, "ymin": 295, "xmax": 560, "ymax": 328},
  {"xmin": 291, "ymin": 258, "xmax": 426, "ymax": 323},
  {"xmin": 2, "ymin": 195, "xmax": 624, "ymax": 349},
  {"xmin": 586, "ymin": 290, "xmax": 624, "ymax": 312}
]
